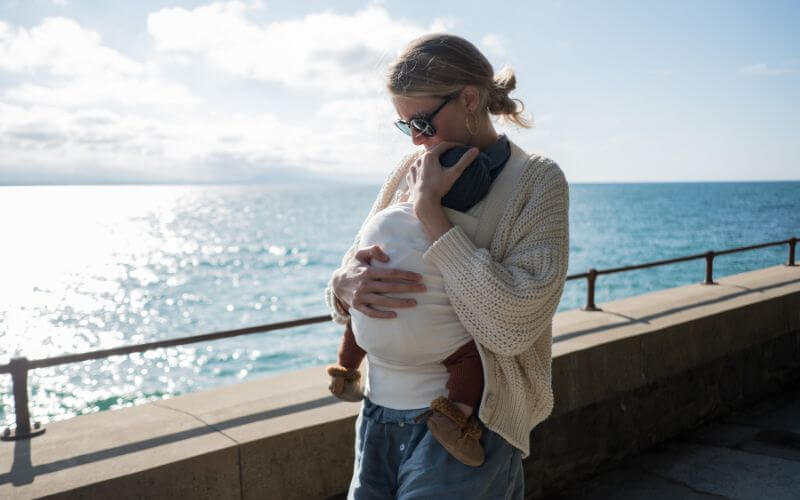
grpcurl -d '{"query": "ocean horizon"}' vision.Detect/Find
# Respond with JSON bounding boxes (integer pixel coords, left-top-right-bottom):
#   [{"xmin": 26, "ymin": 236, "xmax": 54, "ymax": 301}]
[
  {"xmin": 2, "ymin": 179, "xmax": 798, "ymax": 187},
  {"xmin": 1, "ymin": 180, "xmax": 798, "ymax": 426}
]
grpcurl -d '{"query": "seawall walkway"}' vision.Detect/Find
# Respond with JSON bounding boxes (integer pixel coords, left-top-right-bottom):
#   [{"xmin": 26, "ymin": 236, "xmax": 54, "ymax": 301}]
[{"xmin": 546, "ymin": 385, "xmax": 800, "ymax": 499}]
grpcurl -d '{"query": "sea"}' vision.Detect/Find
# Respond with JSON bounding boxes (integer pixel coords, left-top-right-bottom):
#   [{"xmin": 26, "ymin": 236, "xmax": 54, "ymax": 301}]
[{"xmin": 1, "ymin": 181, "xmax": 798, "ymax": 426}]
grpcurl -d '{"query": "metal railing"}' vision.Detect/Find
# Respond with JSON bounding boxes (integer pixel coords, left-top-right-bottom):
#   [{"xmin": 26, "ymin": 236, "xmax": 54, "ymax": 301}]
[
  {"xmin": 1, "ymin": 236, "xmax": 796, "ymax": 441},
  {"xmin": 572, "ymin": 237, "xmax": 797, "ymax": 311}
]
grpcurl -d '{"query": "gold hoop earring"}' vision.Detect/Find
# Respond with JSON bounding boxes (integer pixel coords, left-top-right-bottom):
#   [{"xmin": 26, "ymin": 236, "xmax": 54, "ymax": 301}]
[{"xmin": 465, "ymin": 111, "xmax": 478, "ymax": 136}]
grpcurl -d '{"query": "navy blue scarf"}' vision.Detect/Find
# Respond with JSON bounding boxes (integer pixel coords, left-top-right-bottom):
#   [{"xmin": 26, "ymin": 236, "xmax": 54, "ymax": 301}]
[{"xmin": 439, "ymin": 134, "xmax": 511, "ymax": 212}]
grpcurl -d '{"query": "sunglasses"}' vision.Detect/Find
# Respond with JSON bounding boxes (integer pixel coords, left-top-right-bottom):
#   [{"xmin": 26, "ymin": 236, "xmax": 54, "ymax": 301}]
[{"xmin": 394, "ymin": 92, "xmax": 459, "ymax": 137}]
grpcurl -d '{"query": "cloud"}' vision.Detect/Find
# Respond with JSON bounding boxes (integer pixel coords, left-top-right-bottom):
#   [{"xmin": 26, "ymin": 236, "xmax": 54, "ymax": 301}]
[
  {"xmin": 0, "ymin": 5, "xmax": 475, "ymax": 185},
  {"xmin": 0, "ymin": 17, "xmax": 197, "ymax": 108},
  {"xmin": 0, "ymin": 102, "xmax": 169, "ymax": 163},
  {"xmin": 6, "ymin": 79, "xmax": 197, "ymax": 108},
  {"xmin": 740, "ymin": 62, "xmax": 797, "ymax": 76},
  {"xmin": 0, "ymin": 17, "xmax": 140, "ymax": 76},
  {"xmin": 147, "ymin": 2, "xmax": 448, "ymax": 93},
  {"xmin": 480, "ymin": 33, "xmax": 507, "ymax": 59},
  {"xmin": 0, "ymin": 95, "xmax": 406, "ymax": 184}
]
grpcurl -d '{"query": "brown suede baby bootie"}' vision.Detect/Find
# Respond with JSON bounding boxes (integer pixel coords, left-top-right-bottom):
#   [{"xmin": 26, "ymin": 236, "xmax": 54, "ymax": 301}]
[
  {"xmin": 415, "ymin": 396, "xmax": 484, "ymax": 467},
  {"xmin": 326, "ymin": 365, "xmax": 363, "ymax": 402}
]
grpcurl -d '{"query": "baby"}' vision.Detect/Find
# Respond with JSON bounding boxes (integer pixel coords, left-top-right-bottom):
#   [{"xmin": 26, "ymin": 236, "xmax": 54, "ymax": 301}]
[{"xmin": 327, "ymin": 138, "xmax": 510, "ymax": 467}]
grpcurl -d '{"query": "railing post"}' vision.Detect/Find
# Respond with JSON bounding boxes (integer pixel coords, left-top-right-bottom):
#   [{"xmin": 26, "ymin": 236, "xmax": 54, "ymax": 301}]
[
  {"xmin": 704, "ymin": 251, "xmax": 716, "ymax": 285},
  {"xmin": 788, "ymin": 237, "xmax": 797, "ymax": 266},
  {"xmin": 583, "ymin": 269, "xmax": 601, "ymax": 311},
  {"xmin": 1, "ymin": 357, "xmax": 45, "ymax": 441}
]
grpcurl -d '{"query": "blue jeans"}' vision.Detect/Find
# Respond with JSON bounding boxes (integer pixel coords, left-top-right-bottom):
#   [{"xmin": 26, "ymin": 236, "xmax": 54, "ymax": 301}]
[{"xmin": 348, "ymin": 397, "xmax": 524, "ymax": 499}]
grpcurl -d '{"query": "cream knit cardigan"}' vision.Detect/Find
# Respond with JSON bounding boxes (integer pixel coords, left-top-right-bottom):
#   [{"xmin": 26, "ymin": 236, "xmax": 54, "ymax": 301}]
[{"xmin": 325, "ymin": 140, "xmax": 569, "ymax": 458}]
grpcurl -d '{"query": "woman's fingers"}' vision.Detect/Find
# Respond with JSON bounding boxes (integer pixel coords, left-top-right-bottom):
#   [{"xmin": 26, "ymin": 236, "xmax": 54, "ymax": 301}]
[
  {"xmin": 367, "ymin": 266, "xmax": 424, "ymax": 284},
  {"xmin": 356, "ymin": 291, "xmax": 418, "ymax": 309},
  {"xmin": 354, "ymin": 245, "xmax": 389, "ymax": 264},
  {"xmin": 352, "ymin": 303, "xmax": 397, "ymax": 319},
  {"xmin": 352, "ymin": 267, "xmax": 425, "ymax": 299},
  {"xmin": 428, "ymin": 141, "xmax": 459, "ymax": 156},
  {"xmin": 351, "ymin": 293, "xmax": 418, "ymax": 319},
  {"xmin": 366, "ymin": 277, "xmax": 427, "ymax": 295},
  {"xmin": 352, "ymin": 248, "xmax": 424, "ymax": 283},
  {"xmin": 349, "ymin": 269, "xmax": 426, "ymax": 318},
  {"xmin": 423, "ymin": 141, "xmax": 478, "ymax": 184},
  {"xmin": 451, "ymin": 147, "xmax": 479, "ymax": 173},
  {"xmin": 342, "ymin": 247, "xmax": 428, "ymax": 318}
]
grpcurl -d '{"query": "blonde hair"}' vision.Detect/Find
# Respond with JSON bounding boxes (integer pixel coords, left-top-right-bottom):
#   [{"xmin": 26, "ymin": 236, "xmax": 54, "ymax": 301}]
[{"xmin": 386, "ymin": 33, "xmax": 531, "ymax": 128}]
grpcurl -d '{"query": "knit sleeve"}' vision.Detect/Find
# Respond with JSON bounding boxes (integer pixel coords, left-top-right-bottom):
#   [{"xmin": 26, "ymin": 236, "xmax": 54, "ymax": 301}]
[
  {"xmin": 421, "ymin": 158, "xmax": 569, "ymax": 356},
  {"xmin": 323, "ymin": 152, "xmax": 419, "ymax": 324},
  {"xmin": 325, "ymin": 280, "xmax": 352, "ymax": 325}
]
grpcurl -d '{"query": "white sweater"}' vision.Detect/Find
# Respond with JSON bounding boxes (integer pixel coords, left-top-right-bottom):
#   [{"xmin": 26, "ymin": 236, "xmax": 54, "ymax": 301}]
[{"xmin": 325, "ymin": 139, "xmax": 569, "ymax": 458}]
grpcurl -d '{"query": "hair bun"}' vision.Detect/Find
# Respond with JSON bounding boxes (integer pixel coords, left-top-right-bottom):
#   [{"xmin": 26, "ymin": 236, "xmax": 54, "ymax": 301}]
[
  {"xmin": 493, "ymin": 66, "xmax": 517, "ymax": 94},
  {"xmin": 489, "ymin": 67, "xmax": 518, "ymax": 115}
]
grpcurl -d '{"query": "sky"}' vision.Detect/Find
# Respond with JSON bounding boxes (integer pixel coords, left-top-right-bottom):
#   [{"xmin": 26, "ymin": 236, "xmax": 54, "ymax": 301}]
[{"xmin": 0, "ymin": 0, "xmax": 797, "ymax": 185}]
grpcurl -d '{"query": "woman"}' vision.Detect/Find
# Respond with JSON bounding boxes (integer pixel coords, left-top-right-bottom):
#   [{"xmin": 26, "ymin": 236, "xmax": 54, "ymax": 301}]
[{"xmin": 324, "ymin": 33, "xmax": 569, "ymax": 499}]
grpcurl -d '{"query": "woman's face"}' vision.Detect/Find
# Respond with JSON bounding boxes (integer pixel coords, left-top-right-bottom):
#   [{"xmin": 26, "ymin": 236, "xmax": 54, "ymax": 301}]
[{"xmin": 391, "ymin": 92, "xmax": 471, "ymax": 150}]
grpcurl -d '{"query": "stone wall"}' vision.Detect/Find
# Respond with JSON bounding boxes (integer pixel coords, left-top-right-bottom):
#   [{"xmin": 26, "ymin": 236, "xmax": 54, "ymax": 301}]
[
  {"xmin": 527, "ymin": 266, "xmax": 800, "ymax": 497},
  {"xmin": 528, "ymin": 325, "xmax": 800, "ymax": 497}
]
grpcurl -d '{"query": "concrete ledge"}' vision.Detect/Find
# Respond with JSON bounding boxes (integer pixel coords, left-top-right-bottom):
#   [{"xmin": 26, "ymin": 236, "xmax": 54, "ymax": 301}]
[
  {"xmin": 1, "ymin": 265, "xmax": 798, "ymax": 499},
  {"xmin": 1, "ymin": 366, "xmax": 360, "ymax": 500}
]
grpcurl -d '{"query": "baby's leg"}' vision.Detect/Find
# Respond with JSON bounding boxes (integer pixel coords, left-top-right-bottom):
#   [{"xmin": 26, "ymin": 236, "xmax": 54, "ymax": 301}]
[
  {"xmin": 338, "ymin": 319, "xmax": 366, "ymax": 370},
  {"xmin": 328, "ymin": 320, "xmax": 366, "ymax": 402},
  {"xmin": 442, "ymin": 340, "xmax": 484, "ymax": 417}
]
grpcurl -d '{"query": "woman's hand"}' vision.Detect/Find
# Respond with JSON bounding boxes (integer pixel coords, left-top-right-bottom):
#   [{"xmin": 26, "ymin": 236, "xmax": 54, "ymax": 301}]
[
  {"xmin": 406, "ymin": 142, "xmax": 479, "ymax": 207},
  {"xmin": 332, "ymin": 245, "xmax": 427, "ymax": 319}
]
